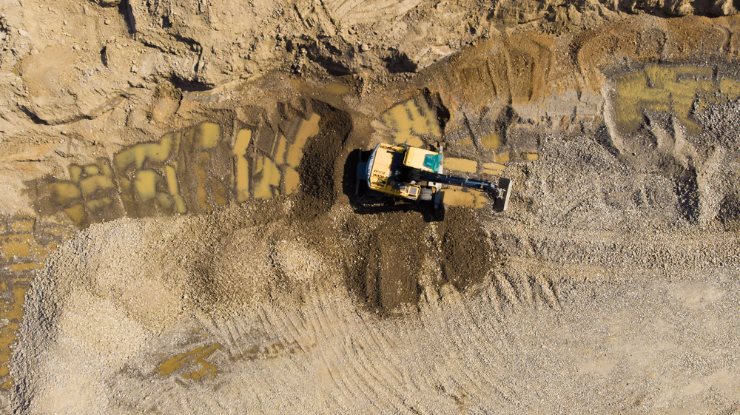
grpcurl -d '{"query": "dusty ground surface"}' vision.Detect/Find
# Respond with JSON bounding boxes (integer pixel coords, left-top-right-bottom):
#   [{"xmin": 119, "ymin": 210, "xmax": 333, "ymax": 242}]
[{"xmin": 0, "ymin": 0, "xmax": 738, "ymax": 413}]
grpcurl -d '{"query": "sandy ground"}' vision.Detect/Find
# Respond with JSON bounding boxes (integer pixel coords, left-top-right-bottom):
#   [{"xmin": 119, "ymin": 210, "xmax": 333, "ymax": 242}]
[
  {"xmin": 12, "ymin": 162, "xmax": 740, "ymax": 413},
  {"xmin": 12, "ymin": 100, "xmax": 740, "ymax": 412},
  {"xmin": 0, "ymin": 0, "xmax": 738, "ymax": 414}
]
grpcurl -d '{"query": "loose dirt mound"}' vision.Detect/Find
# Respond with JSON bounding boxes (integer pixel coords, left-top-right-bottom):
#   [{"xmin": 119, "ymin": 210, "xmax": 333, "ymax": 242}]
[
  {"xmin": 294, "ymin": 100, "xmax": 352, "ymax": 220},
  {"xmin": 366, "ymin": 212, "xmax": 428, "ymax": 311},
  {"xmin": 440, "ymin": 208, "xmax": 493, "ymax": 291}
]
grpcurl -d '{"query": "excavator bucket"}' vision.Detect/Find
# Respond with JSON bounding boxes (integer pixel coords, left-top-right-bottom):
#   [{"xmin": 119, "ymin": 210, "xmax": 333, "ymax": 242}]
[{"xmin": 493, "ymin": 178, "xmax": 512, "ymax": 212}]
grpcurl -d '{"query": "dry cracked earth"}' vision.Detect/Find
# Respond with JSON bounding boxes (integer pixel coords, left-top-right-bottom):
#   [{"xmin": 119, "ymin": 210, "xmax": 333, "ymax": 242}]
[{"xmin": 0, "ymin": 0, "xmax": 739, "ymax": 414}]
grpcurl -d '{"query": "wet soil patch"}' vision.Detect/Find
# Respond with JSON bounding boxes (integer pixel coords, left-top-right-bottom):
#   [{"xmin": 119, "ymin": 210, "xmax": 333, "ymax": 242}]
[
  {"xmin": 718, "ymin": 193, "xmax": 739, "ymax": 230},
  {"xmin": 675, "ymin": 166, "xmax": 700, "ymax": 223},
  {"xmin": 423, "ymin": 87, "xmax": 450, "ymax": 134},
  {"xmin": 294, "ymin": 100, "xmax": 352, "ymax": 220},
  {"xmin": 439, "ymin": 208, "xmax": 492, "ymax": 291},
  {"xmin": 345, "ymin": 212, "xmax": 428, "ymax": 313},
  {"xmin": 373, "ymin": 212, "xmax": 427, "ymax": 312}
]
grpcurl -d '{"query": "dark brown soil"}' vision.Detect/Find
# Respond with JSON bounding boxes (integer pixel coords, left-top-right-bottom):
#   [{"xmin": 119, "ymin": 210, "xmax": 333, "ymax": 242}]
[
  {"xmin": 440, "ymin": 208, "xmax": 493, "ymax": 291},
  {"xmin": 293, "ymin": 100, "xmax": 352, "ymax": 220},
  {"xmin": 343, "ymin": 207, "xmax": 494, "ymax": 313},
  {"xmin": 344, "ymin": 211, "xmax": 429, "ymax": 313},
  {"xmin": 374, "ymin": 212, "xmax": 428, "ymax": 311}
]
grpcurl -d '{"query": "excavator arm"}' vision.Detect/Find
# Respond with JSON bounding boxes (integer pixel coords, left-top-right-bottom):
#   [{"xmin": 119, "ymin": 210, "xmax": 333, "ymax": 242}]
[{"xmin": 419, "ymin": 172, "xmax": 513, "ymax": 212}]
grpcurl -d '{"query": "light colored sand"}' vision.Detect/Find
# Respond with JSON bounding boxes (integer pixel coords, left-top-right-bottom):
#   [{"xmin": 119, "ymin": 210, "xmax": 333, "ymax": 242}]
[{"xmin": 11, "ymin": 196, "xmax": 739, "ymax": 414}]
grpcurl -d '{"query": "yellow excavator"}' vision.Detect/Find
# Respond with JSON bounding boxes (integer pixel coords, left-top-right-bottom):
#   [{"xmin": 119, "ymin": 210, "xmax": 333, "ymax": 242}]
[{"xmin": 352, "ymin": 143, "xmax": 512, "ymax": 220}]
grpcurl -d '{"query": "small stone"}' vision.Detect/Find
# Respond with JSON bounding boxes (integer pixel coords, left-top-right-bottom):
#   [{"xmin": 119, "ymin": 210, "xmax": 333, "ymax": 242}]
[
  {"xmin": 73, "ymin": 44, "xmax": 80, "ymax": 51},
  {"xmin": 359, "ymin": 43, "xmax": 369, "ymax": 52},
  {"xmin": 104, "ymin": 19, "xmax": 111, "ymax": 25}
]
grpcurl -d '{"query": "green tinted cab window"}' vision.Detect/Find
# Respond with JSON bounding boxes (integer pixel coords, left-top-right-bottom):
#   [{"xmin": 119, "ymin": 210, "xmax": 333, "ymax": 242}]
[{"xmin": 423, "ymin": 154, "xmax": 442, "ymax": 172}]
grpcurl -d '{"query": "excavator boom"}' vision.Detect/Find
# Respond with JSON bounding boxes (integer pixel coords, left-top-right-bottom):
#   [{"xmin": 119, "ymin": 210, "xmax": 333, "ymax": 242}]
[{"xmin": 418, "ymin": 171, "xmax": 512, "ymax": 211}]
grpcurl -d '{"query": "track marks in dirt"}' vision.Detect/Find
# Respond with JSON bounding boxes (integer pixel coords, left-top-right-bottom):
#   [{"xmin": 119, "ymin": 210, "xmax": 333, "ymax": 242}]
[
  {"xmin": 489, "ymin": 269, "xmax": 561, "ymax": 312},
  {"xmin": 321, "ymin": 0, "xmax": 422, "ymax": 26},
  {"xmin": 39, "ymin": 210, "xmax": 738, "ymax": 414},
  {"xmin": 478, "ymin": 219, "xmax": 740, "ymax": 313},
  {"xmin": 111, "ymin": 277, "xmax": 543, "ymax": 413},
  {"xmin": 494, "ymin": 224, "xmax": 738, "ymax": 271}
]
